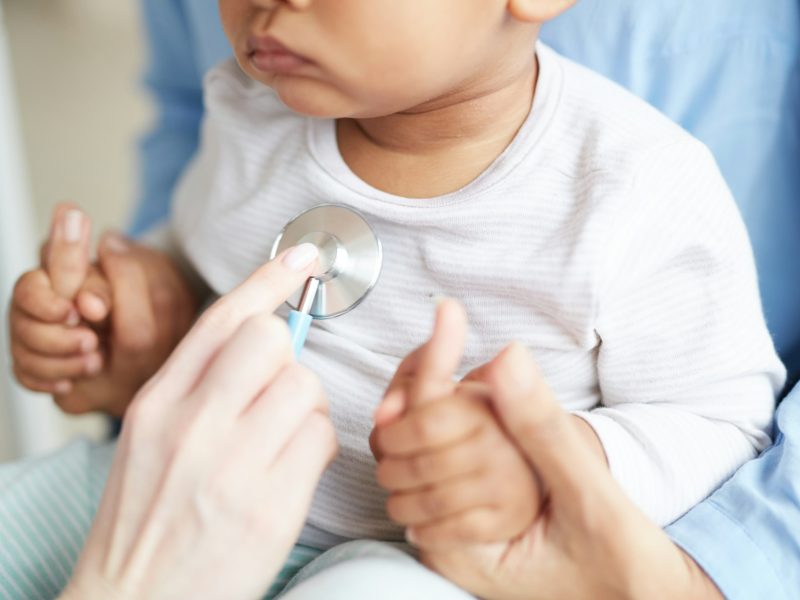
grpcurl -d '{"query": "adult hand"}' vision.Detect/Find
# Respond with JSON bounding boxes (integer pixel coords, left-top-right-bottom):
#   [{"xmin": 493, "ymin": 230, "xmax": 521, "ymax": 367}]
[
  {"xmin": 419, "ymin": 343, "xmax": 723, "ymax": 600},
  {"xmin": 61, "ymin": 244, "xmax": 338, "ymax": 600},
  {"xmin": 9, "ymin": 204, "xmax": 197, "ymax": 416}
]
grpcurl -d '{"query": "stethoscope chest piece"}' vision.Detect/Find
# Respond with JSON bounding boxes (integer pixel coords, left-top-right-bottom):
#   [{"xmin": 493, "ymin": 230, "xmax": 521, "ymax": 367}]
[{"xmin": 270, "ymin": 204, "xmax": 383, "ymax": 320}]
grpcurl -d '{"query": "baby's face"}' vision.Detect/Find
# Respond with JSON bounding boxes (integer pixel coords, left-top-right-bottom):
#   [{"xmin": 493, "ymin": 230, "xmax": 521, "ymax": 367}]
[{"xmin": 219, "ymin": 0, "xmax": 539, "ymax": 118}]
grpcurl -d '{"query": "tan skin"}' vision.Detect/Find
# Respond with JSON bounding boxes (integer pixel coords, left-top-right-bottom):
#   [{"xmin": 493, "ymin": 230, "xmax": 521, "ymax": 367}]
[
  {"xmin": 9, "ymin": 203, "xmax": 197, "ymax": 416},
  {"xmin": 373, "ymin": 301, "xmax": 724, "ymax": 599}
]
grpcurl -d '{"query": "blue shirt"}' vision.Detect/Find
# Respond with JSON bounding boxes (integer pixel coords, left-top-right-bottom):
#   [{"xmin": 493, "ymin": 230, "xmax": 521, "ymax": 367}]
[{"xmin": 135, "ymin": 1, "xmax": 800, "ymax": 596}]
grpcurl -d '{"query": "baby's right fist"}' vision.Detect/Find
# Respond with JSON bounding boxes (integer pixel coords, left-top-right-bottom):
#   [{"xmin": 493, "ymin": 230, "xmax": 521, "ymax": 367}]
[{"xmin": 9, "ymin": 267, "xmax": 102, "ymax": 395}]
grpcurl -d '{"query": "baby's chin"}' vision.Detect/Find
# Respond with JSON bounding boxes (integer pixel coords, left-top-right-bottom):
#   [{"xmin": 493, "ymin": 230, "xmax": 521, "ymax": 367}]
[{"xmin": 270, "ymin": 77, "xmax": 399, "ymax": 120}]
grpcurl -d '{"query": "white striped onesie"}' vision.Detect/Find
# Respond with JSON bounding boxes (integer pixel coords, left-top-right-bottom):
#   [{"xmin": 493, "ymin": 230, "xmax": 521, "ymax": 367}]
[{"xmin": 0, "ymin": 42, "xmax": 786, "ymax": 597}]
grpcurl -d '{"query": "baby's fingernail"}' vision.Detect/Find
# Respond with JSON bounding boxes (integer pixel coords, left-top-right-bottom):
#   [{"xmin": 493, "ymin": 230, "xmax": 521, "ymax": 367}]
[
  {"xmin": 82, "ymin": 293, "xmax": 107, "ymax": 318},
  {"xmin": 65, "ymin": 309, "xmax": 81, "ymax": 327},
  {"xmin": 54, "ymin": 380, "xmax": 72, "ymax": 395},
  {"xmin": 103, "ymin": 232, "xmax": 129, "ymax": 254},
  {"xmin": 85, "ymin": 354, "xmax": 102, "ymax": 376},
  {"xmin": 62, "ymin": 210, "xmax": 84, "ymax": 244},
  {"xmin": 283, "ymin": 243, "xmax": 319, "ymax": 271},
  {"xmin": 374, "ymin": 396, "xmax": 403, "ymax": 424},
  {"xmin": 405, "ymin": 528, "xmax": 418, "ymax": 546},
  {"xmin": 79, "ymin": 336, "xmax": 96, "ymax": 354}
]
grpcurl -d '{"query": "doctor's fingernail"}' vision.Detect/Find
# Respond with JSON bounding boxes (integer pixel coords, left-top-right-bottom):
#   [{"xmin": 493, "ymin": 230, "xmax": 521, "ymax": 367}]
[
  {"xmin": 283, "ymin": 243, "xmax": 319, "ymax": 271},
  {"xmin": 62, "ymin": 210, "xmax": 84, "ymax": 243}
]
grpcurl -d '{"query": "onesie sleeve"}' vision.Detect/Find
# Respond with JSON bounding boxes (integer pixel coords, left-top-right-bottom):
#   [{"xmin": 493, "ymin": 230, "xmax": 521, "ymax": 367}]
[{"xmin": 578, "ymin": 139, "xmax": 786, "ymax": 526}]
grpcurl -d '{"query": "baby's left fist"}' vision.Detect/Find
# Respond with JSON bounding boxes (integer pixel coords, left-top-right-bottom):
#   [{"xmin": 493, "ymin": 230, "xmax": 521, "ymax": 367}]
[{"xmin": 376, "ymin": 384, "xmax": 541, "ymax": 549}]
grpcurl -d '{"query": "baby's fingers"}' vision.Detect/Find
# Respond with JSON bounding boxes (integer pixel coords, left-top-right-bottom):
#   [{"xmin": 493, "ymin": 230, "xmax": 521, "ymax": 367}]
[
  {"xmin": 12, "ymin": 343, "xmax": 102, "ymax": 381},
  {"xmin": 407, "ymin": 508, "xmax": 504, "ymax": 551},
  {"xmin": 76, "ymin": 266, "xmax": 112, "ymax": 324},
  {"xmin": 12, "ymin": 365, "xmax": 72, "ymax": 396},
  {"xmin": 10, "ymin": 307, "xmax": 98, "ymax": 356},
  {"xmin": 45, "ymin": 204, "xmax": 91, "ymax": 300},
  {"xmin": 410, "ymin": 299, "xmax": 467, "ymax": 408},
  {"xmin": 386, "ymin": 474, "xmax": 493, "ymax": 527},
  {"xmin": 377, "ymin": 394, "xmax": 489, "ymax": 457},
  {"xmin": 377, "ymin": 434, "xmax": 486, "ymax": 492},
  {"xmin": 12, "ymin": 269, "xmax": 77, "ymax": 324}
]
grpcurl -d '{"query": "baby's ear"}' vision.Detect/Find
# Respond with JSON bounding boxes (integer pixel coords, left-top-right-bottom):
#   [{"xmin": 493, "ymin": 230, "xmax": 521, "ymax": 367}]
[{"xmin": 507, "ymin": 0, "xmax": 576, "ymax": 23}]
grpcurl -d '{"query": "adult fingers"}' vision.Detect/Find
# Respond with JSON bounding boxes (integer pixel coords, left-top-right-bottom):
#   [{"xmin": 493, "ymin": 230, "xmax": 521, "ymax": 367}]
[
  {"xmin": 151, "ymin": 244, "xmax": 320, "ymax": 399},
  {"xmin": 45, "ymin": 204, "xmax": 92, "ymax": 299},
  {"xmin": 10, "ymin": 307, "xmax": 97, "ymax": 356},
  {"xmin": 484, "ymin": 343, "xmax": 604, "ymax": 501},
  {"xmin": 189, "ymin": 313, "xmax": 293, "ymax": 418},
  {"xmin": 12, "ymin": 270, "xmax": 78, "ymax": 324},
  {"xmin": 261, "ymin": 411, "xmax": 338, "ymax": 512},
  {"xmin": 225, "ymin": 363, "xmax": 329, "ymax": 476},
  {"xmin": 409, "ymin": 299, "xmax": 467, "ymax": 408},
  {"xmin": 98, "ymin": 235, "xmax": 158, "ymax": 354}
]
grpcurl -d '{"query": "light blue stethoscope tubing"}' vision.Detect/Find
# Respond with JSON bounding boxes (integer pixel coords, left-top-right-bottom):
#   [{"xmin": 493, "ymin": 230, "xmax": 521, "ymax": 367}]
[{"xmin": 288, "ymin": 310, "xmax": 313, "ymax": 357}]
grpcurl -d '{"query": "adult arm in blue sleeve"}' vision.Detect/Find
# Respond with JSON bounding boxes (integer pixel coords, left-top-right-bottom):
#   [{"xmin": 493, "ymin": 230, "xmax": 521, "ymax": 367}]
[
  {"xmin": 667, "ymin": 383, "xmax": 800, "ymax": 600},
  {"xmin": 130, "ymin": 0, "xmax": 206, "ymax": 237}
]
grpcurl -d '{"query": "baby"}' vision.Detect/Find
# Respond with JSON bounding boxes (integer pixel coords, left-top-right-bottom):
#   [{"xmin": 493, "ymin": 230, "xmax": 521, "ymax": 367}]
[{"xmin": 5, "ymin": 0, "xmax": 786, "ymax": 597}]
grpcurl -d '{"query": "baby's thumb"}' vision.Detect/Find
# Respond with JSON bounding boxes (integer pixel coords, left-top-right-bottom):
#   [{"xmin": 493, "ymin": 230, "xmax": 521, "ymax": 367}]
[
  {"xmin": 409, "ymin": 299, "xmax": 467, "ymax": 408},
  {"xmin": 76, "ymin": 266, "xmax": 112, "ymax": 325},
  {"xmin": 485, "ymin": 343, "xmax": 598, "ymax": 500},
  {"xmin": 46, "ymin": 204, "xmax": 91, "ymax": 300}
]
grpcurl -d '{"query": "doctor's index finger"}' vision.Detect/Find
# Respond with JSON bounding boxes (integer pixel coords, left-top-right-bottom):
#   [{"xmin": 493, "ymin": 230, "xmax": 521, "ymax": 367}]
[{"xmin": 146, "ymin": 244, "xmax": 321, "ymax": 400}]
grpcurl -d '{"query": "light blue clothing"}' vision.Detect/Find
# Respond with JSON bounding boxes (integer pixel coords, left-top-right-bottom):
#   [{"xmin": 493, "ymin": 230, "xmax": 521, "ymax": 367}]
[
  {"xmin": 667, "ymin": 383, "xmax": 800, "ymax": 599},
  {"xmin": 132, "ymin": 0, "xmax": 800, "ymax": 596}
]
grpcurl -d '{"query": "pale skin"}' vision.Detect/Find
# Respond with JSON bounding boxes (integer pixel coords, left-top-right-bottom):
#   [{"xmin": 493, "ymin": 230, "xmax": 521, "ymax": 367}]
[{"xmin": 60, "ymin": 246, "xmax": 337, "ymax": 600}]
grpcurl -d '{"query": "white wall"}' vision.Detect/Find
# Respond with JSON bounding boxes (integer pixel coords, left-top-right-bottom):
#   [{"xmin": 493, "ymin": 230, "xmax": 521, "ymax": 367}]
[{"xmin": 0, "ymin": 0, "xmax": 151, "ymax": 461}]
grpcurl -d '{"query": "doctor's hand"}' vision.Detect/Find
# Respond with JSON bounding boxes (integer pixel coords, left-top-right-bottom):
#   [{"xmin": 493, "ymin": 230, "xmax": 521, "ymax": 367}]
[
  {"xmin": 8, "ymin": 204, "xmax": 197, "ymax": 416},
  {"xmin": 372, "ymin": 300, "xmax": 541, "ymax": 547},
  {"xmin": 416, "ymin": 342, "xmax": 723, "ymax": 600},
  {"xmin": 61, "ymin": 244, "xmax": 337, "ymax": 600}
]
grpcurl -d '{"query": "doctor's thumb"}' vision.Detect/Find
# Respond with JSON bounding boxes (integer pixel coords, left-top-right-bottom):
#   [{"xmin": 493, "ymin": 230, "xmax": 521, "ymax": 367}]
[{"xmin": 485, "ymin": 343, "xmax": 600, "ymax": 499}]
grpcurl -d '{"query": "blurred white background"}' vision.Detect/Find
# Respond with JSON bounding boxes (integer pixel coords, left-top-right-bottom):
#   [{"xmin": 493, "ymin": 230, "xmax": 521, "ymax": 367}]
[{"xmin": 1, "ymin": 0, "xmax": 151, "ymax": 461}]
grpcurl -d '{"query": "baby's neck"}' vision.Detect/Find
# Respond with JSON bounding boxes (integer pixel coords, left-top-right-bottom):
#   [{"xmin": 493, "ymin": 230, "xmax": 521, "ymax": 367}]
[{"xmin": 337, "ymin": 57, "xmax": 538, "ymax": 199}]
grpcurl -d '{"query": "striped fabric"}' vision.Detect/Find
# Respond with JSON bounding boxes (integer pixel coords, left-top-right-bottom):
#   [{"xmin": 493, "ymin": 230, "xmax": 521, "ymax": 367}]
[
  {"xmin": 0, "ymin": 439, "xmax": 321, "ymax": 599},
  {"xmin": 171, "ymin": 41, "xmax": 784, "ymax": 536}
]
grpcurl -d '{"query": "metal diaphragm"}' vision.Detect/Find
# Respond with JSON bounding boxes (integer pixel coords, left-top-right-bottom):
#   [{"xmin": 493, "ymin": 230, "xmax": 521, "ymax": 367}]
[{"xmin": 270, "ymin": 204, "xmax": 383, "ymax": 319}]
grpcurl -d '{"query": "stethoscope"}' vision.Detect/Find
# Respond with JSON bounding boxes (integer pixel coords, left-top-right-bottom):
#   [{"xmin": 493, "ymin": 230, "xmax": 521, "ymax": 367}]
[{"xmin": 270, "ymin": 204, "xmax": 383, "ymax": 356}]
